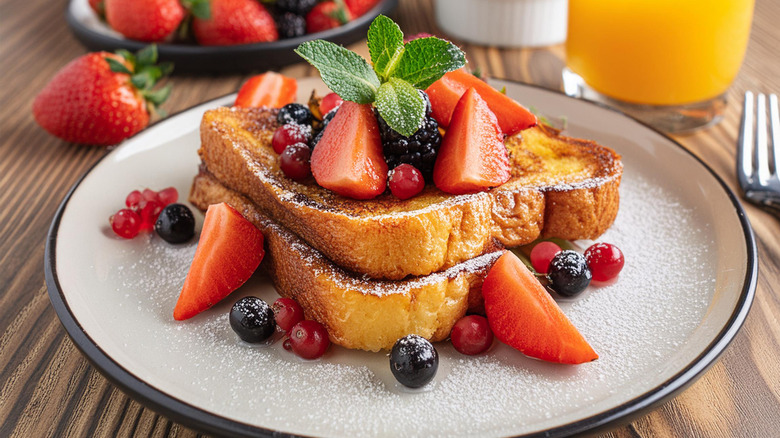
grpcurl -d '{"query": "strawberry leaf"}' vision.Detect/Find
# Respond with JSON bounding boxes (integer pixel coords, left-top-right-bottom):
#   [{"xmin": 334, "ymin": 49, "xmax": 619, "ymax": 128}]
[
  {"xmin": 375, "ymin": 78, "xmax": 425, "ymax": 137},
  {"xmin": 367, "ymin": 15, "xmax": 404, "ymax": 81},
  {"xmin": 144, "ymin": 84, "xmax": 173, "ymax": 107},
  {"xmin": 395, "ymin": 37, "xmax": 465, "ymax": 89},
  {"xmin": 135, "ymin": 45, "xmax": 158, "ymax": 67},
  {"xmin": 295, "ymin": 40, "xmax": 380, "ymax": 104},
  {"xmin": 105, "ymin": 57, "xmax": 132, "ymax": 75},
  {"xmin": 183, "ymin": 0, "xmax": 211, "ymax": 19}
]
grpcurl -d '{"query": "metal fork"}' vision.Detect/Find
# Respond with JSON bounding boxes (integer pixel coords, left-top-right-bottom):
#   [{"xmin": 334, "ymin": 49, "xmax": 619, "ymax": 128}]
[{"xmin": 737, "ymin": 91, "xmax": 780, "ymax": 217}]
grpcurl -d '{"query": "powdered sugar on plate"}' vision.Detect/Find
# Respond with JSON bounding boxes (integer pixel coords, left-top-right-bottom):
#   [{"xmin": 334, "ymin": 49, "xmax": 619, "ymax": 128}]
[{"xmin": 100, "ymin": 172, "xmax": 715, "ymax": 437}]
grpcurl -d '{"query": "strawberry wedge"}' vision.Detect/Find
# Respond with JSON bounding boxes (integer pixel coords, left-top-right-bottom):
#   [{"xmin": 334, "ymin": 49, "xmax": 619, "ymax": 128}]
[
  {"xmin": 310, "ymin": 101, "xmax": 388, "ymax": 199},
  {"xmin": 173, "ymin": 203, "xmax": 265, "ymax": 321},
  {"xmin": 234, "ymin": 72, "xmax": 297, "ymax": 108},
  {"xmin": 482, "ymin": 251, "xmax": 598, "ymax": 364},
  {"xmin": 426, "ymin": 69, "xmax": 537, "ymax": 135},
  {"xmin": 433, "ymin": 87, "xmax": 511, "ymax": 194}
]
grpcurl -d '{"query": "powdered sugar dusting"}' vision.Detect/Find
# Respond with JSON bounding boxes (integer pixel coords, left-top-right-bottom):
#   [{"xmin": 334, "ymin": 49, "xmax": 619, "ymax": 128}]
[{"xmin": 98, "ymin": 170, "xmax": 718, "ymax": 436}]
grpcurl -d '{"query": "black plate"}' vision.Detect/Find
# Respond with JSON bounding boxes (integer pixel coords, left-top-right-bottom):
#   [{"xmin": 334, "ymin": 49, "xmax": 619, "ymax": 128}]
[{"xmin": 65, "ymin": 0, "xmax": 399, "ymax": 74}]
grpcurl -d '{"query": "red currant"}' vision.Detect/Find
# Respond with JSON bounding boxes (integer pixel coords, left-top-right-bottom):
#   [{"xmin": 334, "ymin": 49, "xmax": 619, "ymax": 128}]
[
  {"xmin": 289, "ymin": 320, "xmax": 330, "ymax": 360},
  {"xmin": 125, "ymin": 190, "xmax": 143, "ymax": 210},
  {"xmin": 272, "ymin": 297, "xmax": 305, "ymax": 332},
  {"xmin": 110, "ymin": 209, "xmax": 141, "ymax": 239},
  {"xmin": 584, "ymin": 242, "xmax": 624, "ymax": 282},
  {"xmin": 272, "ymin": 124, "xmax": 312, "ymax": 154},
  {"xmin": 282, "ymin": 338, "xmax": 292, "ymax": 351},
  {"xmin": 388, "ymin": 164, "xmax": 425, "ymax": 200},
  {"xmin": 319, "ymin": 92, "xmax": 343, "ymax": 116},
  {"xmin": 450, "ymin": 315, "xmax": 493, "ymax": 355},
  {"xmin": 139, "ymin": 200, "xmax": 163, "ymax": 231},
  {"xmin": 142, "ymin": 188, "xmax": 160, "ymax": 203},
  {"xmin": 530, "ymin": 241, "xmax": 562, "ymax": 274},
  {"xmin": 157, "ymin": 187, "xmax": 178, "ymax": 206},
  {"xmin": 279, "ymin": 143, "xmax": 312, "ymax": 181}
]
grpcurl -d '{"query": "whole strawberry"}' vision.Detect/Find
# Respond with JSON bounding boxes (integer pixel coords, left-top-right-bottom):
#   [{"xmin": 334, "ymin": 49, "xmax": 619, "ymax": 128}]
[
  {"xmin": 32, "ymin": 46, "xmax": 172, "ymax": 146},
  {"xmin": 306, "ymin": 1, "xmax": 352, "ymax": 34},
  {"xmin": 344, "ymin": 0, "xmax": 381, "ymax": 18},
  {"xmin": 193, "ymin": 0, "xmax": 278, "ymax": 46},
  {"xmin": 105, "ymin": 0, "xmax": 184, "ymax": 42}
]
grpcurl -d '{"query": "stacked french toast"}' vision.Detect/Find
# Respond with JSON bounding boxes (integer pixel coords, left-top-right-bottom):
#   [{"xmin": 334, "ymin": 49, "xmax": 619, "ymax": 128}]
[{"xmin": 186, "ymin": 16, "xmax": 622, "ymax": 354}]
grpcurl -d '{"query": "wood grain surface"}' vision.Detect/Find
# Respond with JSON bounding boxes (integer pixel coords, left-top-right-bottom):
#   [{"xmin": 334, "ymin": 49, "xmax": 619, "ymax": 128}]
[{"xmin": 2, "ymin": 0, "xmax": 779, "ymax": 436}]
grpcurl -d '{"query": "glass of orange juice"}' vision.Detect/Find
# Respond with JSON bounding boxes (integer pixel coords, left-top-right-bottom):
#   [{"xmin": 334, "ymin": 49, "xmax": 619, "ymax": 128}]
[{"xmin": 564, "ymin": 0, "xmax": 754, "ymax": 133}]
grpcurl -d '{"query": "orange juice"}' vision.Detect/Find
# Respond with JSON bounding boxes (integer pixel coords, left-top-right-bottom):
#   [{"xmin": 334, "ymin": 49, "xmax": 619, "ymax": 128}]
[{"xmin": 566, "ymin": 0, "xmax": 754, "ymax": 106}]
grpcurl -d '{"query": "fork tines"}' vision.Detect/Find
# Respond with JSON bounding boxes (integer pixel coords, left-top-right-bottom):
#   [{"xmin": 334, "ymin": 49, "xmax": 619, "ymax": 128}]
[{"xmin": 737, "ymin": 91, "xmax": 780, "ymax": 213}]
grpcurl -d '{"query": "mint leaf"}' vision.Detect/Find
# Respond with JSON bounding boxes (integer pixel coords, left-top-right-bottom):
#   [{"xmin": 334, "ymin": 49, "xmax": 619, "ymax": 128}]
[
  {"xmin": 395, "ymin": 37, "xmax": 466, "ymax": 89},
  {"xmin": 375, "ymin": 78, "xmax": 425, "ymax": 137},
  {"xmin": 295, "ymin": 40, "xmax": 380, "ymax": 104},
  {"xmin": 367, "ymin": 15, "xmax": 404, "ymax": 81}
]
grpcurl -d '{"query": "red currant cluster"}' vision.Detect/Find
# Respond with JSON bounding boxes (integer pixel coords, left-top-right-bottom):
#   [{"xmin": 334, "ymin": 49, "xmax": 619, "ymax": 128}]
[
  {"xmin": 273, "ymin": 297, "xmax": 330, "ymax": 360},
  {"xmin": 109, "ymin": 187, "xmax": 178, "ymax": 239}
]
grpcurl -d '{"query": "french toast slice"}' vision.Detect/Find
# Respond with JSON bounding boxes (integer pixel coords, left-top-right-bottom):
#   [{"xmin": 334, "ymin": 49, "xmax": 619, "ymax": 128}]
[
  {"xmin": 199, "ymin": 107, "xmax": 622, "ymax": 280},
  {"xmin": 190, "ymin": 171, "xmax": 503, "ymax": 352}
]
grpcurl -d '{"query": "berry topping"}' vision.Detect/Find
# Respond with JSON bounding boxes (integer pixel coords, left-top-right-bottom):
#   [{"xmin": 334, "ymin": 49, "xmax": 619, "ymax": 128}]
[
  {"xmin": 279, "ymin": 143, "xmax": 312, "ymax": 180},
  {"xmin": 276, "ymin": 0, "xmax": 317, "ymax": 16},
  {"xmin": 272, "ymin": 297, "xmax": 305, "ymax": 332},
  {"xmin": 277, "ymin": 103, "xmax": 314, "ymax": 126},
  {"xmin": 482, "ymin": 251, "xmax": 598, "ymax": 364},
  {"xmin": 126, "ymin": 190, "xmax": 143, "ymax": 210},
  {"xmin": 310, "ymin": 101, "xmax": 388, "ymax": 199},
  {"xmin": 235, "ymin": 72, "xmax": 297, "ymax": 109},
  {"xmin": 277, "ymin": 12, "xmax": 307, "ymax": 39},
  {"xmin": 584, "ymin": 243, "xmax": 625, "ymax": 282},
  {"xmin": 379, "ymin": 91, "xmax": 442, "ymax": 176},
  {"xmin": 272, "ymin": 123, "xmax": 312, "ymax": 154},
  {"xmin": 389, "ymin": 334, "xmax": 438, "ymax": 388},
  {"xmin": 110, "ymin": 209, "xmax": 141, "ymax": 239},
  {"xmin": 388, "ymin": 164, "xmax": 425, "ymax": 200},
  {"xmin": 173, "ymin": 203, "xmax": 265, "ymax": 321},
  {"xmin": 157, "ymin": 186, "xmax": 178, "ymax": 206},
  {"xmin": 319, "ymin": 92, "xmax": 343, "ymax": 116},
  {"xmin": 547, "ymin": 250, "xmax": 592, "ymax": 297},
  {"xmin": 432, "ymin": 87, "xmax": 511, "ymax": 194},
  {"xmin": 288, "ymin": 320, "xmax": 330, "ymax": 359},
  {"xmin": 139, "ymin": 200, "xmax": 163, "ymax": 231},
  {"xmin": 192, "ymin": 0, "xmax": 278, "ymax": 46},
  {"xmin": 530, "ymin": 241, "xmax": 562, "ymax": 274},
  {"xmin": 450, "ymin": 315, "xmax": 493, "ymax": 355},
  {"xmin": 229, "ymin": 297, "xmax": 276, "ymax": 343},
  {"xmin": 142, "ymin": 188, "xmax": 160, "ymax": 203},
  {"xmin": 427, "ymin": 69, "xmax": 537, "ymax": 135},
  {"xmin": 154, "ymin": 203, "xmax": 196, "ymax": 244}
]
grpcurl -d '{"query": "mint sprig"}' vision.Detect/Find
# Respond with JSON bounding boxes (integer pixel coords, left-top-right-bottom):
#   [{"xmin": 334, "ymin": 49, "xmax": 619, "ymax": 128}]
[{"xmin": 295, "ymin": 15, "xmax": 465, "ymax": 137}]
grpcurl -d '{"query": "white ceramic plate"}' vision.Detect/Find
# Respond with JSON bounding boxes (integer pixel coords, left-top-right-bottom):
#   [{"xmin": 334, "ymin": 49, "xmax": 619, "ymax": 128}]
[{"xmin": 45, "ymin": 78, "xmax": 756, "ymax": 437}]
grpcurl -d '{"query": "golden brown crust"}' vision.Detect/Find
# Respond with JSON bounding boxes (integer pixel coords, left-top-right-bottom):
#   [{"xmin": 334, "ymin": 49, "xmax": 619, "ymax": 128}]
[
  {"xmin": 198, "ymin": 107, "xmax": 622, "ymax": 280},
  {"xmin": 190, "ymin": 172, "xmax": 503, "ymax": 352}
]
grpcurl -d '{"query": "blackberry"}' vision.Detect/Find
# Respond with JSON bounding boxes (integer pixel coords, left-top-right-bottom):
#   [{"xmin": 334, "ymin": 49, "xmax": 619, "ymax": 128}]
[
  {"xmin": 310, "ymin": 109, "xmax": 337, "ymax": 149},
  {"xmin": 276, "ymin": 0, "xmax": 317, "ymax": 15},
  {"xmin": 277, "ymin": 103, "xmax": 313, "ymax": 126},
  {"xmin": 276, "ymin": 12, "xmax": 306, "ymax": 39},
  {"xmin": 378, "ymin": 114, "xmax": 441, "ymax": 176}
]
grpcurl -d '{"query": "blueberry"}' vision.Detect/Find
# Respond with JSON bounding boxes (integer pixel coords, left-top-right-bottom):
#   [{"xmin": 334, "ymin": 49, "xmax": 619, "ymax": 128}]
[
  {"xmin": 389, "ymin": 334, "xmax": 438, "ymax": 388},
  {"xmin": 230, "ymin": 297, "xmax": 275, "ymax": 343},
  {"xmin": 547, "ymin": 250, "xmax": 592, "ymax": 297},
  {"xmin": 154, "ymin": 204, "xmax": 195, "ymax": 244},
  {"xmin": 277, "ymin": 103, "xmax": 313, "ymax": 126}
]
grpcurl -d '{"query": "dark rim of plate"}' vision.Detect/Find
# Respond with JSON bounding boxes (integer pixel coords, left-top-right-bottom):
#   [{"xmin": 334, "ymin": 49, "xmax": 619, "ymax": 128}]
[{"xmin": 44, "ymin": 80, "xmax": 758, "ymax": 438}]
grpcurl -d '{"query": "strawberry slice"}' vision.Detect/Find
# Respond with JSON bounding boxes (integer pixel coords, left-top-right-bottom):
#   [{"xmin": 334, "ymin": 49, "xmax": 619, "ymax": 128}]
[
  {"xmin": 433, "ymin": 87, "xmax": 511, "ymax": 194},
  {"xmin": 173, "ymin": 203, "xmax": 264, "ymax": 321},
  {"xmin": 482, "ymin": 251, "xmax": 598, "ymax": 364},
  {"xmin": 426, "ymin": 69, "xmax": 537, "ymax": 135},
  {"xmin": 234, "ymin": 72, "xmax": 297, "ymax": 108},
  {"xmin": 310, "ymin": 101, "xmax": 388, "ymax": 199}
]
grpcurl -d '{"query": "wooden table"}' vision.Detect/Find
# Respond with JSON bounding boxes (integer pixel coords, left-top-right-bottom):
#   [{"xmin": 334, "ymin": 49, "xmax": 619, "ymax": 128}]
[{"xmin": 2, "ymin": 0, "xmax": 779, "ymax": 436}]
